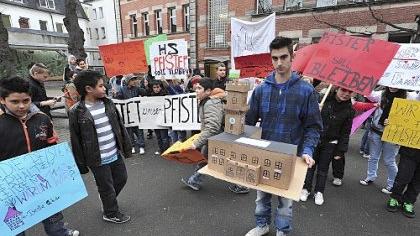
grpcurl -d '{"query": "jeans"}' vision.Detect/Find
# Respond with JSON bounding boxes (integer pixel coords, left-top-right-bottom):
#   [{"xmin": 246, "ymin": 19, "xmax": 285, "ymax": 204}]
[
  {"xmin": 332, "ymin": 155, "xmax": 345, "ymax": 179},
  {"xmin": 366, "ymin": 132, "xmax": 399, "ymax": 189},
  {"xmin": 304, "ymin": 143, "xmax": 336, "ymax": 193},
  {"xmin": 154, "ymin": 129, "xmax": 170, "ymax": 153},
  {"xmin": 187, "ymin": 145, "xmax": 208, "ymax": 186},
  {"xmin": 391, "ymin": 153, "xmax": 420, "ymax": 204},
  {"xmin": 90, "ymin": 157, "xmax": 128, "ymax": 217},
  {"xmin": 170, "ymin": 130, "xmax": 187, "ymax": 143},
  {"xmin": 360, "ymin": 130, "xmax": 370, "ymax": 154},
  {"xmin": 254, "ymin": 191, "xmax": 293, "ymax": 233},
  {"xmin": 17, "ymin": 212, "xmax": 69, "ymax": 236},
  {"xmin": 127, "ymin": 127, "xmax": 145, "ymax": 149}
]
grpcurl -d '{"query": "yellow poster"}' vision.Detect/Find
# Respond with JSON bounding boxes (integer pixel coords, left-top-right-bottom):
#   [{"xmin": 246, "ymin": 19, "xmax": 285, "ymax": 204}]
[{"xmin": 382, "ymin": 98, "xmax": 420, "ymax": 149}]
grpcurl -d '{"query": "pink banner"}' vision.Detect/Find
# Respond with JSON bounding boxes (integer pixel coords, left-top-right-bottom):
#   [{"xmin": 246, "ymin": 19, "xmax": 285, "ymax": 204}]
[{"xmin": 351, "ymin": 107, "xmax": 377, "ymax": 135}]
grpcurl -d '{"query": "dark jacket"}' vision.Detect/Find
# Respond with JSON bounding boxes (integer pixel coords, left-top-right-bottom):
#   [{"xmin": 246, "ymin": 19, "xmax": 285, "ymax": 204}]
[
  {"xmin": 0, "ymin": 105, "xmax": 58, "ymax": 161},
  {"xmin": 246, "ymin": 72, "xmax": 323, "ymax": 157},
  {"xmin": 319, "ymin": 93, "xmax": 355, "ymax": 157},
  {"xmin": 214, "ymin": 76, "xmax": 227, "ymax": 90},
  {"xmin": 28, "ymin": 76, "xmax": 52, "ymax": 118},
  {"xmin": 399, "ymin": 146, "xmax": 420, "ymax": 158},
  {"xmin": 69, "ymin": 98, "xmax": 132, "ymax": 173}
]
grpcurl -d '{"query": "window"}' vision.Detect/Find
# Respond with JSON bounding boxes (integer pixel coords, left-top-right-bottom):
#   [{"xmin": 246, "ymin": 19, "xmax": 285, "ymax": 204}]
[
  {"xmin": 168, "ymin": 7, "xmax": 176, "ymax": 33},
  {"xmin": 142, "ymin": 12, "xmax": 149, "ymax": 36},
  {"xmin": 256, "ymin": 0, "xmax": 272, "ymax": 14},
  {"xmin": 130, "ymin": 14, "xmax": 138, "ymax": 37},
  {"xmin": 88, "ymin": 28, "xmax": 92, "ymax": 39},
  {"xmin": 311, "ymin": 37, "xmax": 321, "ymax": 44},
  {"xmin": 95, "ymin": 28, "xmax": 99, "ymax": 40},
  {"xmin": 183, "ymin": 4, "xmax": 190, "ymax": 32},
  {"xmin": 11, "ymin": 0, "xmax": 24, "ymax": 3},
  {"xmin": 39, "ymin": 0, "xmax": 55, "ymax": 9},
  {"xmin": 92, "ymin": 9, "xmax": 97, "ymax": 20},
  {"xmin": 155, "ymin": 10, "xmax": 163, "ymax": 34},
  {"xmin": 101, "ymin": 27, "xmax": 106, "ymax": 39},
  {"xmin": 1, "ymin": 14, "xmax": 11, "ymax": 28},
  {"xmin": 18, "ymin": 17, "xmax": 29, "ymax": 29},
  {"xmin": 316, "ymin": 0, "xmax": 337, "ymax": 8},
  {"xmin": 56, "ymin": 23, "xmax": 63, "ymax": 33},
  {"xmin": 208, "ymin": 0, "xmax": 229, "ymax": 48},
  {"xmin": 39, "ymin": 20, "xmax": 47, "ymax": 31},
  {"xmin": 99, "ymin": 7, "xmax": 104, "ymax": 19},
  {"xmin": 284, "ymin": 0, "xmax": 303, "ymax": 11}
]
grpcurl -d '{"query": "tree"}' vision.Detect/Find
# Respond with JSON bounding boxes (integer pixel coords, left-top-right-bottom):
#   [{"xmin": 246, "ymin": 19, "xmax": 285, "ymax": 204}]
[
  {"xmin": 0, "ymin": 12, "xmax": 17, "ymax": 78},
  {"xmin": 63, "ymin": 0, "xmax": 87, "ymax": 59},
  {"xmin": 312, "ymin": 1, "xmax": 420, "ymax": 43}
]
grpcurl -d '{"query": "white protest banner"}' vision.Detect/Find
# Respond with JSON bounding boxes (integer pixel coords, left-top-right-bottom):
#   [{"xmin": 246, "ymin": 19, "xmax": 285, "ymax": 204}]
[
  {"xmin": 231, "ymin": 13, "xmax": 275, "ymax": 69},
  {"xmin": 150, "ymin": 39, "xmax": 189, "ymax": 80},
  {"xmin": 379, "ymin": 44, "xmax": 420, "ymax": 91},
  {"xmin": 113, "ymin": 93, "xmax": 200, "ymax": 130}
]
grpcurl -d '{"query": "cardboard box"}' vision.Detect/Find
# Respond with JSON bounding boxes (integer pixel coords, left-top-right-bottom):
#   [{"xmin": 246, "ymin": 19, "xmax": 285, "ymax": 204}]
[
  {"xmin": 225, "ymin": 159, "xmax": 260, "ymax": 186},
  {"xmin": 225, "ymin": 91, "xmax": 249, "ymax": 111},
  {"xmin": 207, "ymin": 132, "xmax": 298, "ymax": 190},
  {"xmin": 224, "ymin": 110, "xmax": 246, "ymax": 135},
  {"xmin": 225, "ymin": 80, "xmax": 251, "ymax": 92}
]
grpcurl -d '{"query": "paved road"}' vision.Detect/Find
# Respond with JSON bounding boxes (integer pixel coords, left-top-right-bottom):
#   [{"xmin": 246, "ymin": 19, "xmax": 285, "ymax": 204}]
[{"xmin": 24, "ymin": 85, "xmax": 420, "ymax": 236}]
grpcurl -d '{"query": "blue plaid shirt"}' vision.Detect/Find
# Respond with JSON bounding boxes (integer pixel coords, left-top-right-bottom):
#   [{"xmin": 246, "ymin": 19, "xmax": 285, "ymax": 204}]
[{"xmin": 245, "ymin": 72, "xmax": 323, "ymax": 157}]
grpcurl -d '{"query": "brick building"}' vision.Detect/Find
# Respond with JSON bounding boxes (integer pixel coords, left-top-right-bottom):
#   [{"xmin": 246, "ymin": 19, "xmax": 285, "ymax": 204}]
[{"xmin": 120, "ymin": 0, "xmax": 420, "ymax": 77}]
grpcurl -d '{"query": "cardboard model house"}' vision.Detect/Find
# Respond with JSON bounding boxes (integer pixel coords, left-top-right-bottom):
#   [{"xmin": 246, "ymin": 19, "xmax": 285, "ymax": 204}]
[
  {"xmin": 225, "ymin": 80, "xmax": 250, "ymax": 112},
  {"xmin": 224, "ymin": 110, "xmax": 246, "ymax": 135}
]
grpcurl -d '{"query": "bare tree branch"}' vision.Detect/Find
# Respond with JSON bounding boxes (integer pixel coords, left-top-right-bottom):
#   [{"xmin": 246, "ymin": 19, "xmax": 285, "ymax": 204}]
[{"xmin": 311, "ymin": 12, "xmax": 373, "ymax": 36}]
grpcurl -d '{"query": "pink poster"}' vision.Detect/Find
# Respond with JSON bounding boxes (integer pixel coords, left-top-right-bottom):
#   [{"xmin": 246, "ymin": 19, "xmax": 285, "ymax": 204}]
[{"xmin": 351, "ymin": 107, "xmax": 377, "ymax": 135}]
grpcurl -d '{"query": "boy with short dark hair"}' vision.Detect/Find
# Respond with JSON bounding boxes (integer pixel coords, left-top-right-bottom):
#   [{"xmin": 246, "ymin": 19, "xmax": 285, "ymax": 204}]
[
  {"xmin": 69, "ymin": 70, "xmax": 132, "ymax": 224},
  {"xmin": 0, "ymin": 76, "xmax": 79, "ymax": 236}
]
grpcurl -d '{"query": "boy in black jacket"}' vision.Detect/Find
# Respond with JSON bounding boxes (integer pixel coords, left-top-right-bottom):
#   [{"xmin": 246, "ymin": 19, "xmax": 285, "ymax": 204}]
[
  {"xmin": 0, "ymin": 76, "xmax": 79, "ymax": 236},
  {"xmin": 69, "ymin": 70, "xmax": 132, "ymax": 224}
]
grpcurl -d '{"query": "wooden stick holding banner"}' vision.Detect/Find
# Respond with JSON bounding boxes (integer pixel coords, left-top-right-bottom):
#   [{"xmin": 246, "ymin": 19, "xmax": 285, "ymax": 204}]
[{"xmin": 319, "ymin": 84, "xmax": 333, "ymax": 110}]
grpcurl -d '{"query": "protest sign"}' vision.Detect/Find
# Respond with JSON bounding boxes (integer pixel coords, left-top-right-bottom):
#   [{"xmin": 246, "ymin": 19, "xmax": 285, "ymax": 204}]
[
  {"xmin": 234, "ymin": 53, "xmax": 273, "ymax": 78},
  {"xmin": 292, "ymin": 44, "xmax": 317, "ymax": 72},
  {"xmin": 350, "ymin": 107, "xmax": 377, "ymax": 135},
  {"xmin": 162, "ymin": 134, "xmax": 206, "ymax": 164},
  {"xmin": 113, "ymin": 93, "xmax": 200, "ymax": 130},
  {"xmin": 99, "ymin": 41, "xmax": 148, "ymax": 77},
  {"xmin": 302, "ymin": 32, "xmax": 400, "ymax": 96},
  {"xmin": 379, "ymin": 44, "xmax": 420, "ymax": 91},
  {"xmin": 0, "ymin": 143, "xmax": 88, "ymax": 236},
  {"xmin": 145, "ymin": 34, "xmax": 168, "ymax": 65},
  {"xmin": 382, "ymin": 98, "xmax": 420, "ymax": 149},
  {"xmin": 231, "ymin": 13, "xmax": 275, "ymax": 69},
  {"xmin": 150, "ymin": 39, "xmax": 189, "ymax": 79}
]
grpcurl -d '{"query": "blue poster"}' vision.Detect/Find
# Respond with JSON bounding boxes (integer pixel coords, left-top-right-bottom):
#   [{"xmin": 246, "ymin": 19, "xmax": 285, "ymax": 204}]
[{"xmin": 0, "ymin": 143, "xmax": 88, "ymax": 236}]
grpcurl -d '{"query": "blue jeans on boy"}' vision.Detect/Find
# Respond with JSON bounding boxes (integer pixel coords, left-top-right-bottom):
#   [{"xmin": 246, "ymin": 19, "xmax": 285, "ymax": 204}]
[
  {"xmin": 254, "ymin": 191, "xmax": 293, "ymax": 233},
  {"xmin": 17, "ymin": 212, "xmax": 69, "ymax": 236},
  {"xmin": 360, "ymin": 119, "xmax": 371, "ymax": 154},
  {"xmin": 154, "ymin": 129, "xmax": 170, "ymax": 153},
  {"xmin": 170, "ymin": 130, "xmax": 187, "ymax": 143},
  {"xmin": 127, "ymin": 127, "xmax": 145, "ymax": 149},
  {"xmin": 367, "ymin": 131, "xmax": 399, "ymax": 189}
]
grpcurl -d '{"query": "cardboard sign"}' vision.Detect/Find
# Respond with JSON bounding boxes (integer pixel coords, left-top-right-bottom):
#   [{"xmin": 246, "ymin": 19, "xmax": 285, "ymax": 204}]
[
  {"xmin": 234, "ymin": 53, "xmax": 273, "ymax": 78},
  {"xmin": 292, "ymin": 44, "xmax": 317, "ymax": 73},
  {"xmin": 113, "ymin": 93, "xmax": 200, "ymax": 130},
  {"xmin": 379, "ymin": 44, "xmax": 420, "ymax": 91},
  {"xmin": 99, "ymin": 41, "xmax": 148, "ymax": 77},
  {"xmin": 302, "ymin": 32, "xmax": 400, "ymax": 96},
  {"xmin": 145, "ymin": 34, "xmax": 168, "ymax": 65},
  {"xmin": 0, "ymin": 143, "xmax": 88, "ymax": 236},
  {"xmin": 231, "ymin": 13, "xmax": 275, "ymax": 69},
  {"xmin": 382, "ymin": 98, "xmax": 420, "ymax": 149},
  {"xmin": 150, "ymin": 39, "xmax": 189, "ymax": 79}
]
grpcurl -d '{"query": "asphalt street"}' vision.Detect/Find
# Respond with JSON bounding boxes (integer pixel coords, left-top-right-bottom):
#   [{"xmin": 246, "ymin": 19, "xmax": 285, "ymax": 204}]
[{"xmin": 24, "ymin": 84, "xmax": 420, "ymax": 236}]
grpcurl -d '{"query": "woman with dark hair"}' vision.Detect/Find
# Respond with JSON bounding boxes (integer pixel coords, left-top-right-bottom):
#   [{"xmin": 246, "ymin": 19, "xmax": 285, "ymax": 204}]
[{"xmin": 360, "ymin": 87, "xmax": 407, "ymax": 194}]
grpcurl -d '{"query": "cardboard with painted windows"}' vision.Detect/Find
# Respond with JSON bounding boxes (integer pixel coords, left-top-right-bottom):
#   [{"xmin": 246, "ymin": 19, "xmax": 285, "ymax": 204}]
[{"xmin": 224, "ymin": 110, "xmax": 246, "ymax": 135}]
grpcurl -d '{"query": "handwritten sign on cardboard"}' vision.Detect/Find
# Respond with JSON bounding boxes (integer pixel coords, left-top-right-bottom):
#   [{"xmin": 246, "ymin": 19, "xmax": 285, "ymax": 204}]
[
  {"xmin": 145, "ymin": 34, "xmax": 168, "ymax": 65},
  {"xmin": 234, "ymin": 53, "xmax": 273, "ymax": 78},
  {"xmin": 99, "ymin": 41, "xmax": 148, "ymax": 77},
  {"xmin": 379, "ymin": 44, "xmax": 420, "ymax": 91},
  {"xmin": 0, "ymin": 143, "xmax": 88, "ymax": 236},
  {"xmin": 302, "ymin": 32, "xmax": 400, "ymax": 96},
  {"xmin": 150, "ymin": 39, "xmax": 189, "ymax": 79},
  {"xmin": 382, "ymin": 98, "xmax": 420, "ymax": 149}
]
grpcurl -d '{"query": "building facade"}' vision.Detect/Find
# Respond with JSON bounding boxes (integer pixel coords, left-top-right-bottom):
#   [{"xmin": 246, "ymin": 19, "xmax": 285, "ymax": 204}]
[{"xmin": 121, "ymin": 0, "xmax": 419, "ymax": 77}]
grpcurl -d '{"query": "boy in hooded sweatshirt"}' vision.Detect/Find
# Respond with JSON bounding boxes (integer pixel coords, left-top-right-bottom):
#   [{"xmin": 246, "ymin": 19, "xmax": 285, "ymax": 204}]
[{"xmin": 181, "ymin": 78, "xmax": 225, "ymax": 191}]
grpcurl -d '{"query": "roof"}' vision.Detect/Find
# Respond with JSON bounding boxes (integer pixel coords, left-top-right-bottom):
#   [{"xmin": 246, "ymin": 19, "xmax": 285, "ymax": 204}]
[{"xmin": 0, "ymin": 0, "xmax": 88, "ymax": 19}]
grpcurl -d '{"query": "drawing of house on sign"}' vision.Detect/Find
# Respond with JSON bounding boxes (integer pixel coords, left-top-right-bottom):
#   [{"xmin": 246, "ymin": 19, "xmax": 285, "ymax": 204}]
[{"xmin": 3, "ymin": 206, "xmax": 24, "ymax": 231}]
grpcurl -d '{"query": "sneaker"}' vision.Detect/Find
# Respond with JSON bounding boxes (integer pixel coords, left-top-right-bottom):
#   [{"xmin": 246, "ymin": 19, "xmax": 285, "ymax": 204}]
[
  {"xmin": 359, "ymin": 179, "xmax": 373, "ymax": 186},
  {"xmin": 381, "ymin": 187, "xmax": 392, "ymax": 194},
  {"xmin": 386, "ymin": 198, "xmax": 400, "ymax": 212},
  {"xmin": 66, "ymin": 229, "xmax": 80, "ymax": 236},
  {"xmin": 359, "ymin": 150, "xmax": 364, "ymax": 155},
  {"xmin": 139, "ymin": 147, "xmax": 145, "ymax": 155},
  {"xmin": 229, "ymin": 184, "xmax": 250, "ymax": 194},
  {"xmin": 363, "ymin": 153, "xmax": 371, "ymax": 159},
  {"xmin": 314, "ymin": 192, "xmax": 324, "ymax": 205},
  {"xmin": 276, "ymin": 231, "xmax": 285, "ymax": 236},
  {"xmin": 154, "ymin": 151, "xmax": 160, "ymax": 155},
  {"xmin": 402, "ymin": 202, "xmax": 416, "ymax": 218},
  {"xmin": 103, "ymin": 212, "xmax": 131, "ymax": 224},
  {"xmin": 245, "ymin": 225, "xmax": 270, "ymax": 236},
  {"xmin": 332, "ymin": 178, "xmax": 342, "ymax": 186},
  {"xmin": 181, "ymin": 178, "xmax": 200, "ymax": 191},
  {"xmin": 131, "ymin": 147, "xmax": 136, "ymax": 154},
  {"xmin": 300, "ymin": 189, "xmax": 310, "ymax": 202}
]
